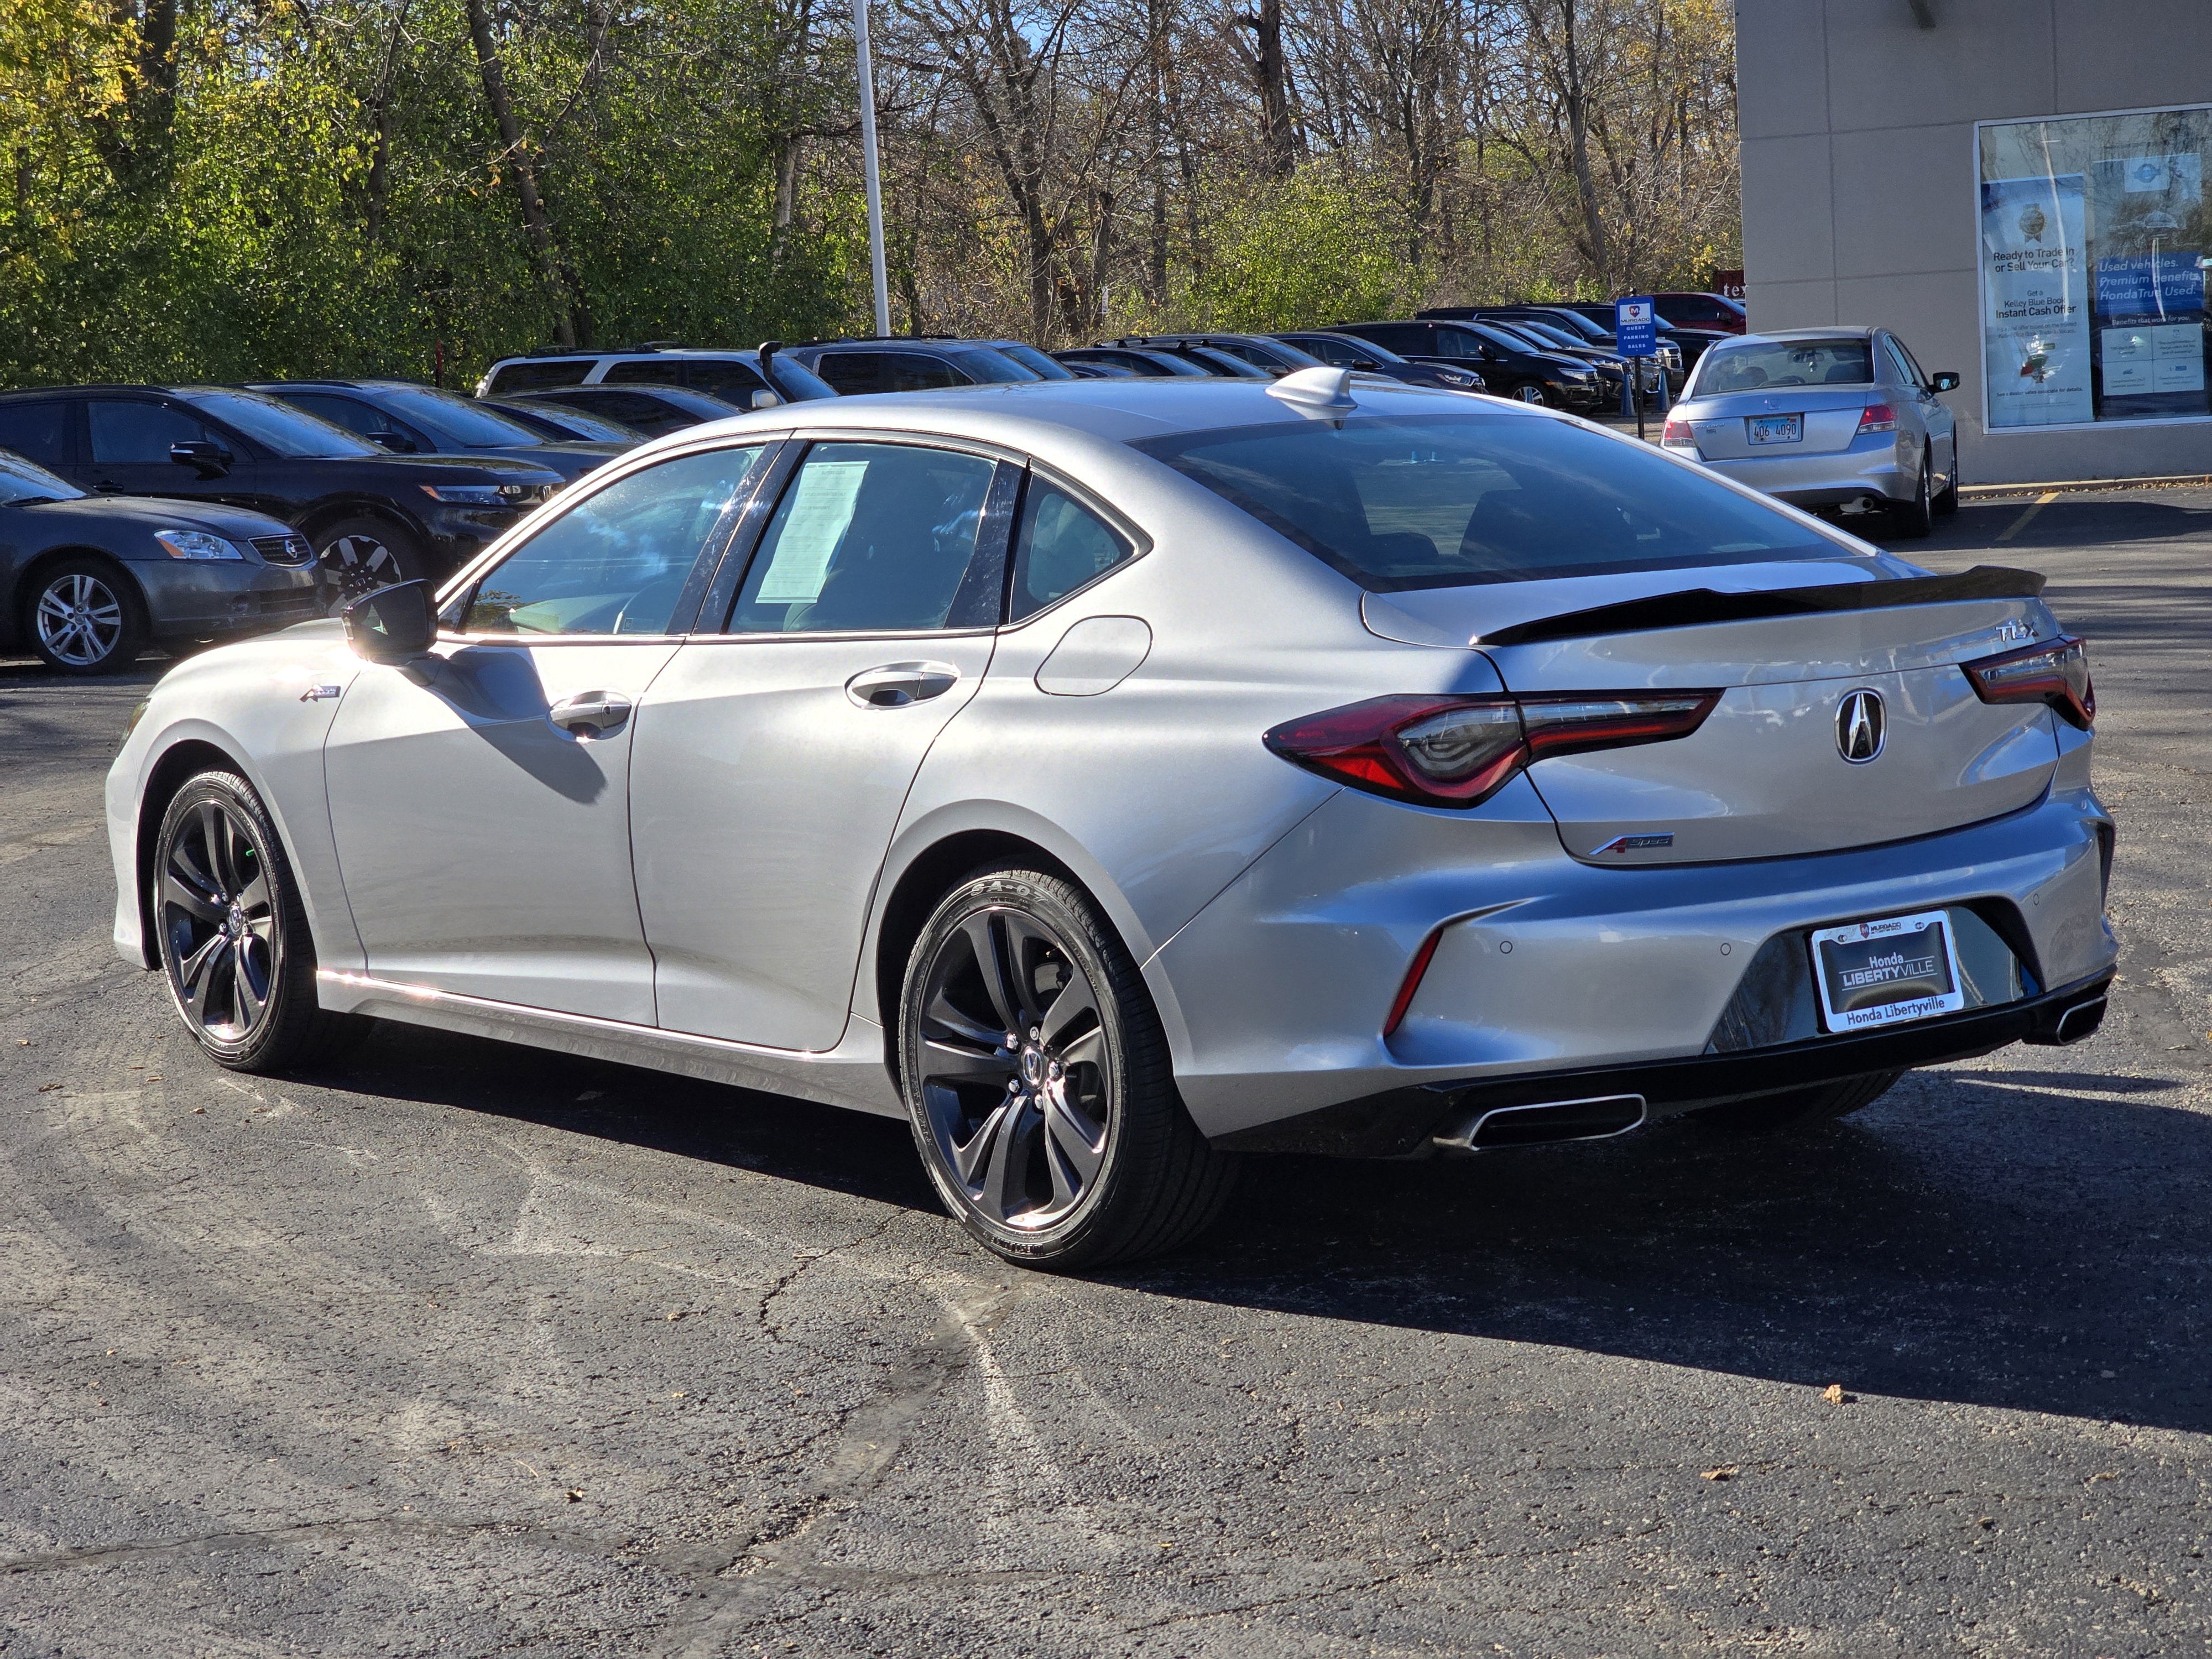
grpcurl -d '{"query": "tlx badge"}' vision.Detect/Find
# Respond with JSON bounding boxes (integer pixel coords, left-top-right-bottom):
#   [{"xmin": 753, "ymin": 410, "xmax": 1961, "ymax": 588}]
[{"xmin": 1837, "ymin": 688, "xmax": 1886, "ymax": 764}]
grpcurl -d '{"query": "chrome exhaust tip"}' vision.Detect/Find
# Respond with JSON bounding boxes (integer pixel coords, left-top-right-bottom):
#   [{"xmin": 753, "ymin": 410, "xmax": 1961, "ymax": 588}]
[
  {"xmin": 1433, "ymin": 1093, "xmax": 1647, "ymax": 1155},
  {"xmin": 2028, "ymin": 992, "xmax": 2108, "ymax": 1046}
]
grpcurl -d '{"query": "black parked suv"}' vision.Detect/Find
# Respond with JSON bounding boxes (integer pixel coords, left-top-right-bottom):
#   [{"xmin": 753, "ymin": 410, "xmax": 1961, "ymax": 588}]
[
  {"xmin": 0, "ymin": 385, "xmax": 563, "ymax": 600},
  {"xmin": 1270, "ymin": 331, "xmax": 1489, "ymax": 393},
  {"xmin": 785, "ymin": 338, "xmax": 1041, "ymax": 392},
  {"xmin": 246, "ymin": 380, "xmax": 626, "ymax": 483},
  {"xmin": 1329, "ymin": 320, "xmax": 1603, "ymax": 408}
]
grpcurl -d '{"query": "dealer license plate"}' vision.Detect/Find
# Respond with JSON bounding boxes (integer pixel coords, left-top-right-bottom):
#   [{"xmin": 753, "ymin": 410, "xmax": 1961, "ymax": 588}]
[
  {"xmin": 1747, "ymin": 413, "xmax": 1803, "ymax": 445},
  {"xmin": 1809, "ymin": 910, "xmax": 1966, "ymax": 1034}
]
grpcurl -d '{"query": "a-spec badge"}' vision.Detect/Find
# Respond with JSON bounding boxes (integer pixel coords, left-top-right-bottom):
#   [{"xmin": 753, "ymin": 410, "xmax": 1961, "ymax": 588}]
[
  {"xmin": 299, "ymin": 684, "xmax": 342, "ymax": 702},
  {"xmin": 1837, "ymin": 688, "xmax": 1886, "ymax": 764},
  {"xmin": 1594, "ymin": 833, "xmax": 1675, "ymax": 854}
]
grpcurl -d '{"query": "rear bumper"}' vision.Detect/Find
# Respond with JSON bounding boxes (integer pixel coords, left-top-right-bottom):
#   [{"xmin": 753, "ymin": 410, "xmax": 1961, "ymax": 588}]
[
  {"xmin": 1692, "ymin": 439, "xmax": 1911, "ymax": 507},
  {"xmin": 1217, "ymin": 968, "xmax": 2115, "ymax": 1155},
  {"xmin": 1149, "ymin": 780, "xmax": 2117, "ymax": 1142}
]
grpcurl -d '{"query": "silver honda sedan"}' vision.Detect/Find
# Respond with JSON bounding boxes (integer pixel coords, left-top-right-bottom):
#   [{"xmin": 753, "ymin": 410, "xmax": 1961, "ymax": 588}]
[
  {"xmin": 105, "ymin": 369, "xmax": 2115, "ymax": 1267},
  {"xmin": 1664, "ymin": 327, "xmax": 1962, "ymax": 536}
]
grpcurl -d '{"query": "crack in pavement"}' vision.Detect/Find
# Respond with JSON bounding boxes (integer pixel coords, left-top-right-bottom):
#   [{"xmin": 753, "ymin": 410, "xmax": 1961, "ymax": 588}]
[{"xmin": 656, "ymin": 1270, "xmax": 1032, "ymax": 1658}]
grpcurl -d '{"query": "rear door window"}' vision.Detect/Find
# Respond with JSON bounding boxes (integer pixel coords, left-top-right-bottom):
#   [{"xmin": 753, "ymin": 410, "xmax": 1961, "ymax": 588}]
[
  {"xmin": 812, "ymin": 353, "xmax": 882, "ymax": 394},
  {"xmin": 881, "ymin": 352, "xmax": 963, "ymax": 391},
  {"xmin": 0, "ymin": 401, "xmax": 72, "ymax": 466},
  {"xmin": 729, "ymin": 442, "xmax": 999, "ymax": 633},
  {"xmin": 605, "ymin": 359, "xmax": 684, "ymax": 385},
  {"xmin": 678, "ymin": 360, "xmax": 770, "ymax": 400},
  {"xmin": 1359, "ymin": 325, "xmax": 1429, "ymax": 357}
]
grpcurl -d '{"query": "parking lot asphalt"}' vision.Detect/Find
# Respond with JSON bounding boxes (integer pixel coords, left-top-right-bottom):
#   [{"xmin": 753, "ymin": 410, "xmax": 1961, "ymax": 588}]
[{"xmin": 4, "ymin": 487, "xmax": 2211, "ymax": 1657}]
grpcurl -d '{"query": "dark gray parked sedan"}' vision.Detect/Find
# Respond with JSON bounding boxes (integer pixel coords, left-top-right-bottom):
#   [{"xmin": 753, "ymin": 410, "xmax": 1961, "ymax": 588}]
[{"xmin": 1, "ymin": 450, "xmax": 317, "ymax": 674}]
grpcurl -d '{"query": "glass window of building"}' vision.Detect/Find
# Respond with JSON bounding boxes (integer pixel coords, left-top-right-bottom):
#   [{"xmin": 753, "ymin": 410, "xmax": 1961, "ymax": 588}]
[{"xmin": 1977, "ymin": 105, "xmax": 2211, "ymax": 430}]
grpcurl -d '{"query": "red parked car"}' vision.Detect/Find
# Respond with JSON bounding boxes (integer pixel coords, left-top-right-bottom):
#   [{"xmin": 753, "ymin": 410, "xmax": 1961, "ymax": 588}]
[{"xmin": 1645, "ymin": 292, "xmax": 1747, "ymax": 334}]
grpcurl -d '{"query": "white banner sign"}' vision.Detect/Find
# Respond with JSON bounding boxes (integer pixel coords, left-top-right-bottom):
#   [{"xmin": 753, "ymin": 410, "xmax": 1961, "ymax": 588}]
[{"xmin": 1981, "ymin": 173, "xmax": 2095, "ymax": 427}]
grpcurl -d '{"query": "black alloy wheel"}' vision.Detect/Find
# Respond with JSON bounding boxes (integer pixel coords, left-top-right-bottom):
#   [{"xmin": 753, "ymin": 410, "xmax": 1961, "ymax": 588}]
[
  {"xmin": 900, "ymin": 867, "xmax": 1234, "ymax": 1268},
  {"xmin": 28, "ymin": 557, "xmax": 144, "ymax": 674},
  {"xmin": 153, "ymin": 772, "xmax": 362, "ymax": 1071},
  {"xmin": 314, "ymin": 517, "xmax": 424, "ymax": 609}
]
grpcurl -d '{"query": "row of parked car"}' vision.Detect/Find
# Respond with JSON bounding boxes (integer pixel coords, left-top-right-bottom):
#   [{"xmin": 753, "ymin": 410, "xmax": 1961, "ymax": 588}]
[{"xmin": 0, "ymin": 295, "xmax": 1750, "ymax": 674}]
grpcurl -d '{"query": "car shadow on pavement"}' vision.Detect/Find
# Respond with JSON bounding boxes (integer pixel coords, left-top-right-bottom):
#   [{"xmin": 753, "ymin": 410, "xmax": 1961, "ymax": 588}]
[
  {"xmin": 1126, "ymin": 1067, "xmax": 2212, "ymax": 1434},
  {"xmin": 313, "ymin": 1021, "xmax": 2212, "ymax": 1436}
]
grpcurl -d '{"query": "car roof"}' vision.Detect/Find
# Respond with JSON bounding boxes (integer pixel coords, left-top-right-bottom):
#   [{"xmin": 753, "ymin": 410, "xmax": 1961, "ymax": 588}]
[{"xmin": 656, "ymin": 375, "xmax": 1543, "ymax": 455}]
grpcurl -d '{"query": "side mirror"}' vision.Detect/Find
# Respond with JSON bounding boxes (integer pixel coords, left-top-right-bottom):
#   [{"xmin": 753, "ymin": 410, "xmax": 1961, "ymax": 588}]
[
  {"xmin": 342, "ymin": 580, "xmax": 438, "ymax": 664},
  {"xmin": 169, "ymin": 440, "xmax": 231, "ymax": 477},
  {"xmin": 1352, "ymin": 358, "xmax": 1380, "ymax": 371},
  {"xmin": 368, "ymin": 429, "xmax": 418, "ymax": 453},
  {"xmin": 1931, "ymin": 371, "xmax": 1961, "ymax": 393},
  {"xmin": 748, "ymin": 389, "xmax": 783, "ymax": 410}
]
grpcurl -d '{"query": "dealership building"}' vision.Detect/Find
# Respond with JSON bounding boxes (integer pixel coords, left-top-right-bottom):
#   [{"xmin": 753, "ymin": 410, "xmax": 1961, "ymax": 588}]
[{"xmin": 1737, "ymin": 1, "xmax": 2212, "ymax": 484}]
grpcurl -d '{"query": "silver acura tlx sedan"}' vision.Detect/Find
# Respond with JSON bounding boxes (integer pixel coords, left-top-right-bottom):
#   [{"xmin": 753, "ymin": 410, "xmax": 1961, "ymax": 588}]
[{"xmin": 105, "ymin": 369, "xmax": 2117, "ymax": 1267}]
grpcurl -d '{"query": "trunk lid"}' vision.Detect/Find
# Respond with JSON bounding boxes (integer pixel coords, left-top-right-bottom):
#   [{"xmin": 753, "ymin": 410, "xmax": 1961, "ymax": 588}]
[
  {"xmin": 1363, "ymin": 568, "xmax": 2063, "ymax": 864},
  {"xmin": 1679, "ymin": 386, "xmax": 1871, "ymax": 459}
]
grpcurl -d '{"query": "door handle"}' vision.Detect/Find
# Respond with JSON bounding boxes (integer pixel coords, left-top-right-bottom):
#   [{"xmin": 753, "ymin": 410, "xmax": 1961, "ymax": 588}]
[
  {"xmin": 549, "ymin": 691, "xmax": 634, "ymax": 737},
  {"xmin": 94, "ymin": 482, "xmax": 124, "ymax": 494},
  {"xmin": 845, "ymin": 661, "xmax": 960, "ymax": 709}
]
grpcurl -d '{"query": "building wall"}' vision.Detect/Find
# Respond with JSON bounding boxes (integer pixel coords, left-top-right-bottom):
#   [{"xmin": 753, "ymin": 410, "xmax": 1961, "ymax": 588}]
[{"xmin": 1737, "ymin": 0, "xmax": 2212, "ymax": 484}]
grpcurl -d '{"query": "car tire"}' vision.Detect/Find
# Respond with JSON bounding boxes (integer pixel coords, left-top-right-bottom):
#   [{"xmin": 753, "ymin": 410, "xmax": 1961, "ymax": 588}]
[
  {"xmin": 1934, "ymin": 447, "xmax": 1960, "ymax": 517},
  {"xmin": 152, "ymin": 771, "xmax": 366, "ymax": 1073},
  {"xmin": 314, "ymin": 517, "xmax": 424, "ymax": 608},
  {"xmin": 1891, "ymin": 456, "xmax": 1935, "ymax": 539},
  {"xmin": 25, "ymin": 556, "xmax": 146, "ymax": 675},
  {"xmin": 1689, "ymin": 1070, "xmax": 1903, "ymax": 1134},
  {"xmin": 1509, "ymin": 380, "xmax": 1552, "ymax": 405},
  {"xmin": 899, "ymin": 865, "xmax": 1235, "ymax": 1269}
]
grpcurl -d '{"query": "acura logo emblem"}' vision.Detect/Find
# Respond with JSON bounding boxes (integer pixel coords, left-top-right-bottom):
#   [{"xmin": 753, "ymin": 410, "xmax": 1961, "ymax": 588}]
[{"xmin": 1837, "ymin": 688, "xmax": 1886, "ymax": 763}]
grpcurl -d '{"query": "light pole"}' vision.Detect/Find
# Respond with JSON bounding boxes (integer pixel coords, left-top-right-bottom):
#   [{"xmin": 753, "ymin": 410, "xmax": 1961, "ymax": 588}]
[{"xmin": 852, "ymin": 0, "xmax": 891, "ymax": 337}]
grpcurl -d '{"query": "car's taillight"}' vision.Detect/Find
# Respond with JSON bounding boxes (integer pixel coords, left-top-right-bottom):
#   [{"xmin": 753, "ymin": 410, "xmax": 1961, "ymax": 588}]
[
  {"xmin": 1961, "ymin": 633, "xmax": 2095, "ymax": 729},
  {"xmin": 1857, "ymin": 402, "xmax": 1898, "ymax": 434},
  {"xmin": 1262, "ymin": 690, "xmax": 1723, "ymax": 808},
  {"xmin": 1660, "ymin": 416, "xmax": 1697, "ymax": 450}
]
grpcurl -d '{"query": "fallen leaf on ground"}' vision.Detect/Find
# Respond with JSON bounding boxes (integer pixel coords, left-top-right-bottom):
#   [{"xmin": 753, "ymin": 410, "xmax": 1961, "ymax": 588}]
[
  {"xmin": 565, "ymin": 1489, "xmax": 584, "ymax": 1501},
  {"xmin": 38, "ymin": 1083, "xmax": 62, "ymax": 1093},
  {"xmin": 190, "ymin": 1107, "xmax": 205, "ymax": 1114},
  {"xmin": 1822, "ymin": 1384, "xmax": 1852, "ymax": 1404},
  {"xmin": 1700, "ymin": 1466, "xmax": 1738, "ymax": 1481}
]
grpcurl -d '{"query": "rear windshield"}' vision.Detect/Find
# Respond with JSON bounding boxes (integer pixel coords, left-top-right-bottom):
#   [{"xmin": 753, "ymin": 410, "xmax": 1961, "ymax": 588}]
[
  {"xmin": 1695, "ymin": 338, "xmax": 1873, "ymax": 394},
  {"xmin": 1133, "ymin": 414, "xmax": 1836, "ymax": 591}
]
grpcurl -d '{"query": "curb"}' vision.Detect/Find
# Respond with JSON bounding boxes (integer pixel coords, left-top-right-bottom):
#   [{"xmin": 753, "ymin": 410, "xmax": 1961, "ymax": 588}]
[{"xmin": 1959, "ymin": 473, "xmax": 2212, "ymax": 500}]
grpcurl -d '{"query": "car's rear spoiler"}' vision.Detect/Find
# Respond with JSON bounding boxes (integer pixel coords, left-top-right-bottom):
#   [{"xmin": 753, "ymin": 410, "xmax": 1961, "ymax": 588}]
[{"xmin": 1475, "ymin": 565, "xmax": 2048, "ymax": 646}]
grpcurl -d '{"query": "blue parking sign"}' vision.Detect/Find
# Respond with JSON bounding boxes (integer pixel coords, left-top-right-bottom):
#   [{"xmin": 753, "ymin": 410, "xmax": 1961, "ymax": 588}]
[{"xmin": 1614, "ymin": 296, "xmax": 1657, "ymax": 357}]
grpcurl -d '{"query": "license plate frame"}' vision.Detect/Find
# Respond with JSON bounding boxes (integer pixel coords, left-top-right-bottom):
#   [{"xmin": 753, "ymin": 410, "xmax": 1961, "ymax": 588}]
[
  {"xmin": 1747, "ymin": 413, "xmax": 1803, "ymax": 445},
  {"xmin": 1809, "ymin": 909, "xmax": 1966, "ymax": 1035}
]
